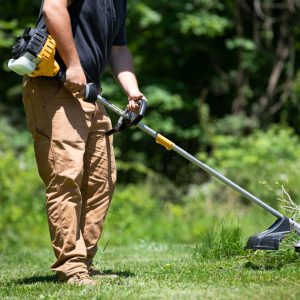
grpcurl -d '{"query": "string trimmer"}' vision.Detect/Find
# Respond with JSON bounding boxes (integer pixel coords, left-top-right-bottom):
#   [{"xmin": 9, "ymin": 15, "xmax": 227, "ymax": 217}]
[
  {"xmin": 85, "ymin": 84, "xmax": 300, "ymax": 252},
  {"xmin": 7, "ymin": 28, "xmax": 300, "ymax": 251}
]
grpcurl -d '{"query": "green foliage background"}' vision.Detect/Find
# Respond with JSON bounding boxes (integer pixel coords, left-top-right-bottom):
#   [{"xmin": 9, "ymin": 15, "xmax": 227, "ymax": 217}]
[{"xmin": 1, "ymin": 1, "xmax": 300, "ymax": 251}]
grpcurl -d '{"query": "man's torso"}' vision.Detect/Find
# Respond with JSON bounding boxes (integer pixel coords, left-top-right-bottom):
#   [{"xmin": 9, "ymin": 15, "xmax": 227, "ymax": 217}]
[{"xmin": 36, "ymin": 0, "xmax": 128, "ymax": 83}]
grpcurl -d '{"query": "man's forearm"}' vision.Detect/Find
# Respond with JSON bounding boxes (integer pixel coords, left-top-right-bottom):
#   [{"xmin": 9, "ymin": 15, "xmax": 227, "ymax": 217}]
[
  {"xmin": 43, "ymin": 0, "xmax": 86, "ymax": 91},
  {"xmin": 43, "ymin": 0, "xmax": 81, "ymax": 68},
  {"xmin": 110, "ymin": 46, "xmax": 141, "ymax": 97}
]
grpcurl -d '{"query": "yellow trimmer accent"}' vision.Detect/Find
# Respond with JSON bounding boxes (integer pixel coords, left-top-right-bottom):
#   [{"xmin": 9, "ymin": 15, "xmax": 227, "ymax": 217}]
[
  {"xmin": 156, "ymin": 134, "xmax": 174, "ymax": 150},
  {"xmin": 31, "ymin": 34, "xmax": 60, "ymax": 77}
]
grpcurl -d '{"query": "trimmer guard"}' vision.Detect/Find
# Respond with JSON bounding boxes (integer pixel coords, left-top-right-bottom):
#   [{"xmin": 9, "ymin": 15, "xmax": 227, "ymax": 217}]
[{"xmin": 245, "ymin": 217, "xmax": 291, "ymax": 250}]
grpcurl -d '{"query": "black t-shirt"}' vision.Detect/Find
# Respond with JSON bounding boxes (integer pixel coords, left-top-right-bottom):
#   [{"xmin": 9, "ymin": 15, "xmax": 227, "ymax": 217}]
[{"xmin": 36, "ymin": 0, "xmax": 127, "ymax": 84}]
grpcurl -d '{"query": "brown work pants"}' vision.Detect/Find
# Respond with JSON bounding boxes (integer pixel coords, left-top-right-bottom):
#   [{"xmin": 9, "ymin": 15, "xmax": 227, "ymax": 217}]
[{"xmin": 22, "ymin": 77, "xmax": 116, "ymax": 280}]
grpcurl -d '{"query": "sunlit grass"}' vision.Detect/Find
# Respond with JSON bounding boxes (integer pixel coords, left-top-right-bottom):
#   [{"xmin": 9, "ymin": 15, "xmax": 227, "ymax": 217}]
[{"xmin": 1, "ymin": 241, "xmax": 300, "ymax": 300}]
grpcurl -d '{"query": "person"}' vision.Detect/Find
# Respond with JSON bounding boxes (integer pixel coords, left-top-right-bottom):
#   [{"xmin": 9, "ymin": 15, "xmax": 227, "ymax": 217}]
[{"xmin": 22, "ymin": 0, "xmax": 143, "ymax": 286}]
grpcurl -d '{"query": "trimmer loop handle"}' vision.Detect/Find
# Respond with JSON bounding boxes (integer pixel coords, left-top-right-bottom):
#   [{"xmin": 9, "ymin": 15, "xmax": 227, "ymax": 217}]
[{"xmin": 84, "ymin": 82, "xmax": 147, "ymax": 134}]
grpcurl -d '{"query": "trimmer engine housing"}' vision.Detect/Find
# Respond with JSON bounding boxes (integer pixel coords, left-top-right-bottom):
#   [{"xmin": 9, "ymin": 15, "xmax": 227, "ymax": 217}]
[{"xmin": 8, "ymin": 27, "xmax": 60, "ymax": 78}]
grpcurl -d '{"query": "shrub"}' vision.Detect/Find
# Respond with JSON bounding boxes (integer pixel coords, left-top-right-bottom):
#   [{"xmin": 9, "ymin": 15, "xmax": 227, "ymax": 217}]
[
  {"xmin": 0, "ymin": 119, "xmax": 48, "ymax": 251},
  {"xmin": 196, "ymin": 125, "xmax": 300, "ymax": 209}
]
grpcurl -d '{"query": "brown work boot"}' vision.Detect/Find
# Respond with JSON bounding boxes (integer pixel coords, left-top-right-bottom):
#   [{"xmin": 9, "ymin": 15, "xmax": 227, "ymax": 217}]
[{"xmin": 66, "ymin": 272, "xmax": 96, "ymax": 286}]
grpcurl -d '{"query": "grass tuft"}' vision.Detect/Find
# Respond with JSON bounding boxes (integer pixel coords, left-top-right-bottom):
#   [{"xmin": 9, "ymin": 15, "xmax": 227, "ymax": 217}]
[{"xmin": 194, "ymin": 218, "xmax": 244, "ymax": 260}]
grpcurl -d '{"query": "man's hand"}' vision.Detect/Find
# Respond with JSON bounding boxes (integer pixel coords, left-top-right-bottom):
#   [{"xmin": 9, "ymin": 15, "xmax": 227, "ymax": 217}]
[
  {"xmin": 128, "ymin": 90, "xmax": 144, "ymax": 113},
  {"xmin": 64, "ymin": 64, "xmax": 87, "ymax": 96}
]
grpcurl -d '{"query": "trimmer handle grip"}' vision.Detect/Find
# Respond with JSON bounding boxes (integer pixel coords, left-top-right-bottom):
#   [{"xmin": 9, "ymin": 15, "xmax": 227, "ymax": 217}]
[
  {"xmin": 84, "ymin": 83, "xmax": 99, "ymax": 103},
  {"xmin": 84, "ymin": 83, "xmax": 147, "ymax": 134},
  {"xmin": 84, "ymin": 82, "xmax": 147, "ymax": 121}
]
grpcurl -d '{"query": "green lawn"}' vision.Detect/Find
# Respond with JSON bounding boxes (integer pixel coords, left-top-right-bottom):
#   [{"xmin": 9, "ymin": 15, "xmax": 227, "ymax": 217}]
[{"xmin": 1, "ymin": 243, "xmax": 300, "ymax": 300}]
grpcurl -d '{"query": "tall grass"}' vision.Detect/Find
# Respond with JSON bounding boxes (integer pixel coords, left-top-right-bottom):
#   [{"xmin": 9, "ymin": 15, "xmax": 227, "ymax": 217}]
[{"xmin": 194, "ymin": 218, "xmax": 244, "ymax": 259}]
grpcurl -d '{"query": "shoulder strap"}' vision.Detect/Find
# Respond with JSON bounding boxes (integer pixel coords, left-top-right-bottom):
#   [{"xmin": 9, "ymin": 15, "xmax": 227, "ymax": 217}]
[{"xmin": 35, "ymin": 0, "xmax": 45, "ymax": 29}]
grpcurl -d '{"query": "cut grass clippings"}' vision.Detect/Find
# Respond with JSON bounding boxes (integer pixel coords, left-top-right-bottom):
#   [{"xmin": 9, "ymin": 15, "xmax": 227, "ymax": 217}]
[{"xmin": 1, "ymin": 242, "xmax": 300, "ymax": 300}]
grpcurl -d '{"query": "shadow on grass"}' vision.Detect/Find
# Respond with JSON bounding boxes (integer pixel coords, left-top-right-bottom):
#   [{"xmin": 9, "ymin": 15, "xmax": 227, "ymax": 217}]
[
  {"xmin": 16, "ymin": 270, "xmax": 134, "ymax": 285},
  {"xmin": 17, "ymin": 275, "xmax": 57, "ymax": 284}
]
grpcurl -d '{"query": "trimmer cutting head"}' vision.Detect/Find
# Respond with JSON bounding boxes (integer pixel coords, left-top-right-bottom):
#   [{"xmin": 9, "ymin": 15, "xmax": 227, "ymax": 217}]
[{"xmin": 245, "ymin": 217, "xmax": 291, "ymax": 250}]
